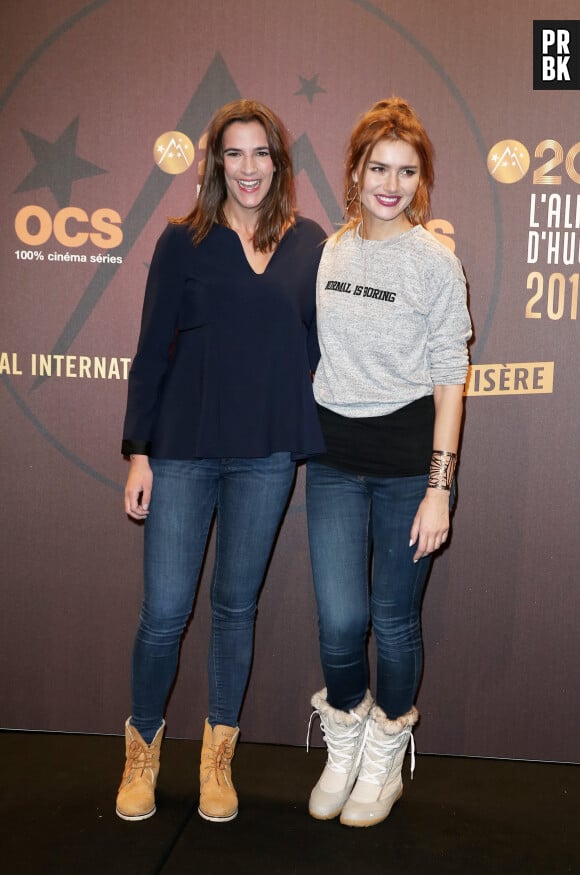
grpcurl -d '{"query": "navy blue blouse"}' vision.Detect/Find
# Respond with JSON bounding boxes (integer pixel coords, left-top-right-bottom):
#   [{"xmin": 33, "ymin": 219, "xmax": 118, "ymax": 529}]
[{"xmin": 122, "ymin": 217, "xmax": 327, "ymax": 460}]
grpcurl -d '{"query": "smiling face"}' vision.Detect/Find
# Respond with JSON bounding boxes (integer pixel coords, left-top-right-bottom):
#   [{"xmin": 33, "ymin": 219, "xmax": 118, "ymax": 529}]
[
  {"xmin": 222, "ymin": 120, "xmax": 275, "ymax": 218},
  {"xmin": 356, "ymin": 138, "xmax": 421, "ymax": 239}
]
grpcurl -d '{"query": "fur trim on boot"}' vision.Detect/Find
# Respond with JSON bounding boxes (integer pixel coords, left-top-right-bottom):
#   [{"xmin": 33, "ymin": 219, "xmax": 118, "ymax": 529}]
[
  {"xmin": 116, "ymin": 718, "xmax": 165, "ymax": 821},
  {"xmin": 198, "ymin": 720, "xmax": 240, "ymax": 822},
  {"xmin": 340, "ymin": 704, "xmax": 418, "ymax": 827},
  {"xmin": 308, "ymin": 688, "xmax": 373, "ymax": 820}
]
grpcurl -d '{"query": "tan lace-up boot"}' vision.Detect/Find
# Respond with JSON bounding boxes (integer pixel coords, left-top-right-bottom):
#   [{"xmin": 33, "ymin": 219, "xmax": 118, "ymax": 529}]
[
  {"xmin": 116, "ymin": 718, "xmax": 165, "ymax": 821},
  {"xmin": 198, "ymin": 719, "xmax": 240, "ymax": 822}
]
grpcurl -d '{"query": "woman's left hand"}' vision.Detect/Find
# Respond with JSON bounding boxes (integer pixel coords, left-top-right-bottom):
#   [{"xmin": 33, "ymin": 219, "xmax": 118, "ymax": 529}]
[{"xmin": 409, "ymin": 489, "xmax": 450, "ymax": 562}]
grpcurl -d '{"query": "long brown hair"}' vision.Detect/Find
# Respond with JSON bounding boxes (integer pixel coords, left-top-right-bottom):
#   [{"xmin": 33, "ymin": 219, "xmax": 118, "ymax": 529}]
[
  {"xmin": 340, "ymin": 97, "xmax": 434, "ymax": 237},
  {"xmin": 175, "ymin": 99, "xmax": 295, "ymax": 252}
]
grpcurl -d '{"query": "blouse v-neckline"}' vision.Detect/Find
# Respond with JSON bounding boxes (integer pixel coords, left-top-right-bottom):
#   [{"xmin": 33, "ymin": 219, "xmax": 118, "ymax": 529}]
[{"xmin": 223, "ymin": 223, "xmax": 293, "ymax": 276}]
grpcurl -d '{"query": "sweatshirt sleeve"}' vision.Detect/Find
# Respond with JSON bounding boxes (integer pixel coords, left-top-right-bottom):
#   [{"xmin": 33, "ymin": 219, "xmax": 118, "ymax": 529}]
[
  {"xmin": 121, "ymin": 224, "xmax": 186, "ymax": 455},
  {"xmin": 426, "ymin": 248, "xmax": 472, "ymax": 386}
]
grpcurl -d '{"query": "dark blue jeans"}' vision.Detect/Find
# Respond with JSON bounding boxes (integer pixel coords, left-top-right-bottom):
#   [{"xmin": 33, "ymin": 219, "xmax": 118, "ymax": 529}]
[
  {"xmin": 131, "ymin": 454, "xmax": 295, "ymax": 742},
  {"xmin": 306, "ymin": 461, "xmax": 438, "ymax": 720}
]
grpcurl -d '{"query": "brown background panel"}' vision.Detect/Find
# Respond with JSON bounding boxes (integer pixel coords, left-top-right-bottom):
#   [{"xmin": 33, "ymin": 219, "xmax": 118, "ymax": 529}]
[{"xmin": 0, "ymin": 0, "xmax": 578, "ymax": 761}]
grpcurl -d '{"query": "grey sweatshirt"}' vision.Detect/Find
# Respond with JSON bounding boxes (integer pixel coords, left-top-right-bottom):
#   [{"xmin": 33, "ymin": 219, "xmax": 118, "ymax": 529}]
[{"xmin": 313, "ymin": 225, "xmax": 472, "ymax": 417}]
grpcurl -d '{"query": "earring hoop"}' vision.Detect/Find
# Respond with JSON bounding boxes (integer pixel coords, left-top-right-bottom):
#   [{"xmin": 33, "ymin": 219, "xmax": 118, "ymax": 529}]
[{"xmin": 345, "ymin": 181, "xmax": 359, "ymax": 213}]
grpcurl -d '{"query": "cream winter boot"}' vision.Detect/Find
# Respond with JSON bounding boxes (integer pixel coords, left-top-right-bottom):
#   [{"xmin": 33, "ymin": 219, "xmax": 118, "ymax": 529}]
[
  {"xmin": 198, "ymin": 719, "xmax": 240, "ymax": 822},
  {"xmin": 308, "ymin": 688, "xmax": 373, "ymax": 820},
  {"xmin": 340, "ymin": 704, "xmax": 418, "ymax": 827},
  {"xmin": 116, "ymin": 718, "xmax": 165, "ymax": 821}
]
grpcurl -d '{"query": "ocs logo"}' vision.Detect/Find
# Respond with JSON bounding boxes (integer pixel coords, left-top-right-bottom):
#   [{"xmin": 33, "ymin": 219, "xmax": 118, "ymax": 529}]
[
  {"xmin": 487, "ymin": 140, "xmax": 530, "ymax": 183},
  {"xmin": 14, "ymin": 205, "xmax": 123, "ymax": 248}
]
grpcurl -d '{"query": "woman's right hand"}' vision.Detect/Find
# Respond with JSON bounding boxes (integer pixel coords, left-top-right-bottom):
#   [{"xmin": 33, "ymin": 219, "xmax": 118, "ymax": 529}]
[{"xmin": 124, "ymin": 455, "xmax": 153, "ymax": 520}]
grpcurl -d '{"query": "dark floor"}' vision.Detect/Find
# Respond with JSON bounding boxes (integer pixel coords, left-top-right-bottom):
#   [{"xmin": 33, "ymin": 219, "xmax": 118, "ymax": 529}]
[{"xmin": 0, "ymin": 731, "xmax": 577, "ymax": 875}]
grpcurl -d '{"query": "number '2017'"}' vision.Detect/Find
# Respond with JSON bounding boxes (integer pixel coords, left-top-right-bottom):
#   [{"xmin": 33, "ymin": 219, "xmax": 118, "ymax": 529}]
[
  {"xmin": 526, "ymin": 271, "xmax": 579, "ymax": 320},
  {"xmin": 533, "ymin": 141, "xmax": 580, "ymax": 185}
]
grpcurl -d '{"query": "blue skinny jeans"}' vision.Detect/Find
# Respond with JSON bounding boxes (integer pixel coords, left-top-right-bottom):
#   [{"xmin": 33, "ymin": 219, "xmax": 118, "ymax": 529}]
[
  {"xmin": 306, "ymin": 461, "xmax": 439, "ymax": 720},
  {"xmin": 130, "ymin": 454, "xmax": 295, "ymax": 742}
]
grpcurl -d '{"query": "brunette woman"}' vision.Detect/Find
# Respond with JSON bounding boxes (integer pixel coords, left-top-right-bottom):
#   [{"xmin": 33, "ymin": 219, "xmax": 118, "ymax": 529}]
[{"xmin": 116, "ymin": 99, "xmax": 325, "ymax": 823}]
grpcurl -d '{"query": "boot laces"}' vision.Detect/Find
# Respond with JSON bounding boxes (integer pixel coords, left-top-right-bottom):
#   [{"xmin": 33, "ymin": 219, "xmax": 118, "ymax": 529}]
[
  {"xmin": 307, "ymin": 710, "xmax": 369, "ymax": 774},
  {"xmin": 204, "ymin": 739, "xmax": 235, "ymax": 787},
  {"xmin": 358, "ymin": 728, "xmax": 416, "ymax": 785},
  {"xmin": 124, "ymin": 739, "xmax": 155, "ymax": 779}
]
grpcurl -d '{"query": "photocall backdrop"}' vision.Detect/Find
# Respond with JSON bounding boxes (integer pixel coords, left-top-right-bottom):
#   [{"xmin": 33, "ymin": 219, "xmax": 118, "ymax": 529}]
[{"xmin": 1, "ymin": 0, "xmax": 578, "ymax": 762}]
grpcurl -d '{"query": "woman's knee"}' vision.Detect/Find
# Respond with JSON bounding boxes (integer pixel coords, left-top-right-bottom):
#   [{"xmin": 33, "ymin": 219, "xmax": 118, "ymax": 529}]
[
  {"xmin": 319, "ymin": 612, "xmax": 368, "ymax": 649},
  {"xmin": 211, "ymin": 599, "xmax": 256, "ymax": 629},
  {"xmin": 137, "ymin": 603, "xmax": 191, "ymax": 643}
]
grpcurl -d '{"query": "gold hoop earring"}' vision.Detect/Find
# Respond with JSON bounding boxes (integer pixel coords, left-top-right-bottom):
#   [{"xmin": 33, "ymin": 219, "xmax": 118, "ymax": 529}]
[{"xmin": 345, "ymin": 181, "xmax": 359, "ymax": 213}]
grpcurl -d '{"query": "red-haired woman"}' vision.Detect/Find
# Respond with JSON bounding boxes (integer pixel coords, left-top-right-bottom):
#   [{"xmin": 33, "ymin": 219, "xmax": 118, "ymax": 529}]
[
  {"xmin": 307, "ymin": 98, "xmax": 471, "ymax": 827},
  {"xmin": 116, "ymin": 100, "xmax": 325, "ymax": 823}
]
